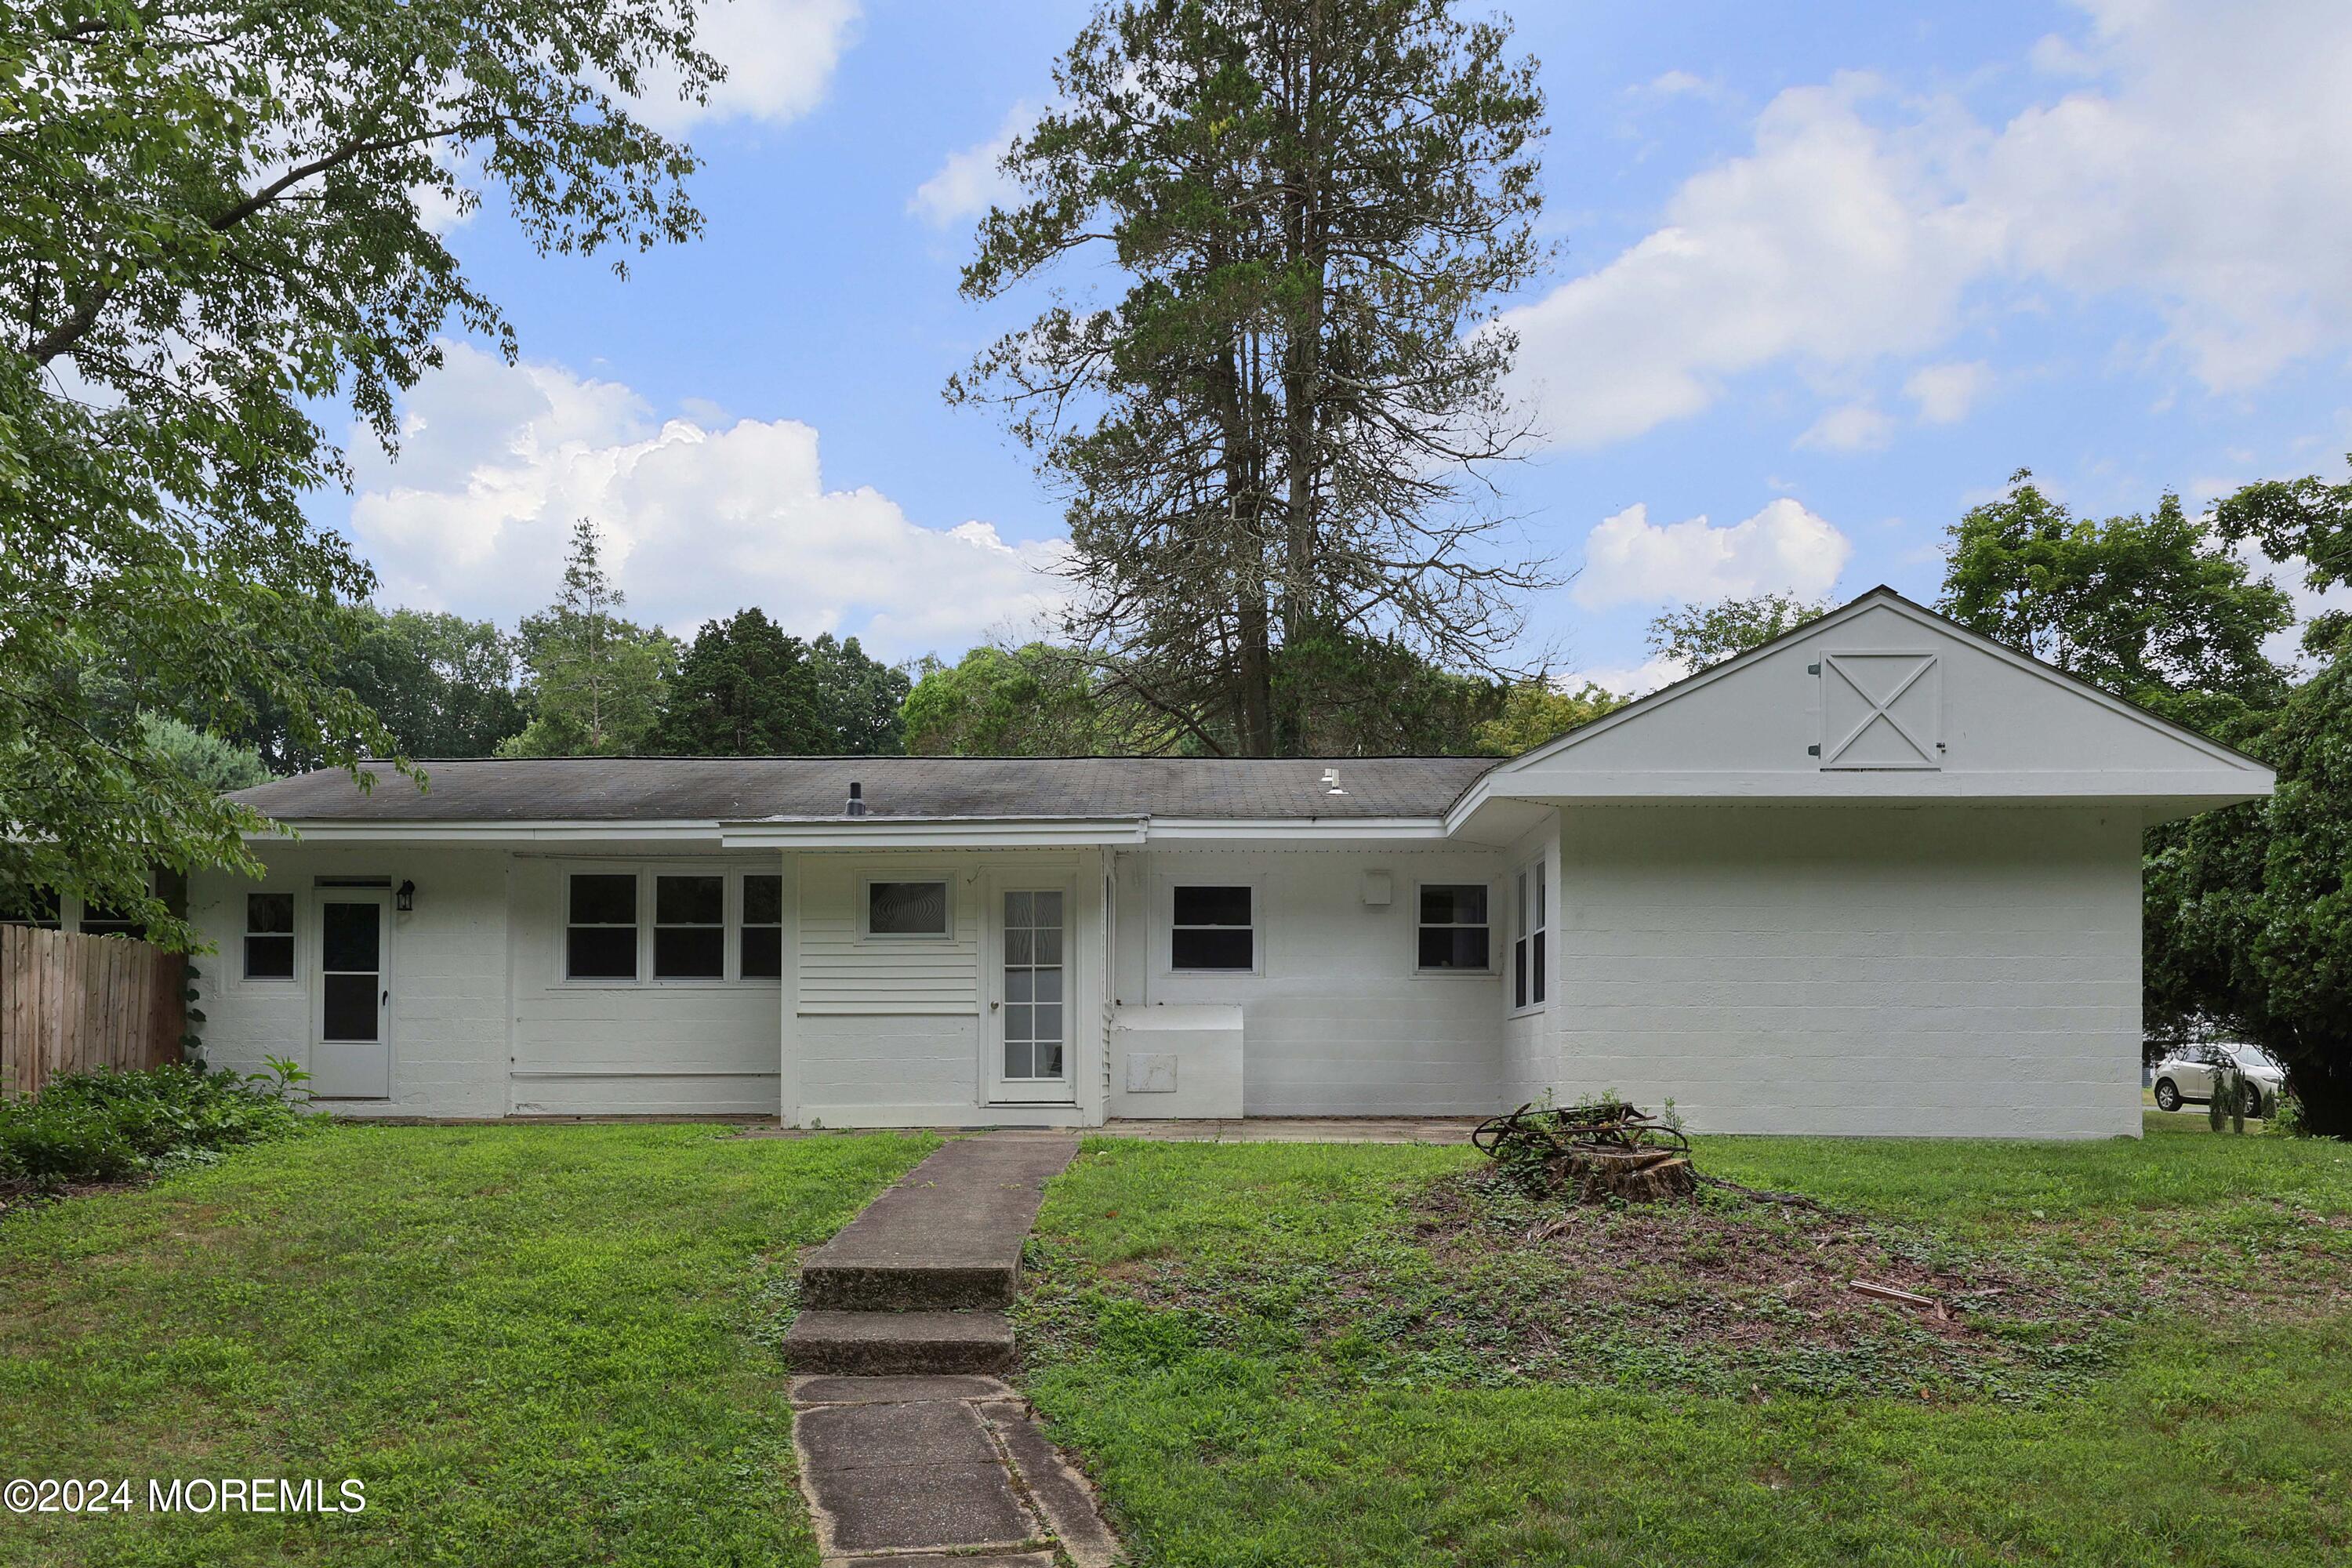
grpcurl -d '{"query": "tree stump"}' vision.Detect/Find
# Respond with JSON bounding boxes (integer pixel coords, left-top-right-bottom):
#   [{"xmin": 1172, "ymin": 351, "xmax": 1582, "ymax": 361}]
[{"xmin": 1562, "ymin": 1145, "xmax": 1696, "ymax": 1204}]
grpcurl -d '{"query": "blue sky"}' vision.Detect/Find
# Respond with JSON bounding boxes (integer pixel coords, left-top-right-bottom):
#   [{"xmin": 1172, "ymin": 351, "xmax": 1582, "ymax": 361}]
[{"xmin": 339, "ymin": 0, "xmax": 2352, "ymax": 691}]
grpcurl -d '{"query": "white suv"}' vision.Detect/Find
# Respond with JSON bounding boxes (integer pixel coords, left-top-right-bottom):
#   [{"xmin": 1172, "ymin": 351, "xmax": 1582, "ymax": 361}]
[{"xmin": 2151, "ymin": 1044, "xmax": 2283, "ymax": 1118}]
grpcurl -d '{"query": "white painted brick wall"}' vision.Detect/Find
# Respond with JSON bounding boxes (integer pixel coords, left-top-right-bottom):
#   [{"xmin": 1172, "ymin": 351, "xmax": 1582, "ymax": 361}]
[
  {"xmin": 1547, "ymin": 804, "xmax": 2144, "ymax": 1138},
  {"xmin": 1119, "ymin": 848, "xmax": 1508, "ymax": 1116},
  {"xmin": 192, "ymin": 845, "xmax": 510, "ymax": 1118}
]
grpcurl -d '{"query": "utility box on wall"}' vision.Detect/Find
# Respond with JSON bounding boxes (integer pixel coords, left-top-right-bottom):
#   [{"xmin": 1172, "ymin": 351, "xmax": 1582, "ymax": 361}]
[{"xmin": 1109, "ymin": 1003, "xmax": 1244, "ymax": 1120}]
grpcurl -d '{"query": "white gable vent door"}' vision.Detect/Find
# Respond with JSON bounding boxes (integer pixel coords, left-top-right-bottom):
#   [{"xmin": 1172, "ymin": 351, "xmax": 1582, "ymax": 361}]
[{"xmin": 1818, "ymin": 652, "xmax": 1941, "ymax": 769}]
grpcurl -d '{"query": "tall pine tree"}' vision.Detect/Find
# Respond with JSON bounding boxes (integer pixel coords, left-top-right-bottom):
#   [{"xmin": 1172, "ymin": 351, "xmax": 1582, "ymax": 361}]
[{"xmin": 950, "ymin": 0, "xmax": 1552, "ymax": 756}]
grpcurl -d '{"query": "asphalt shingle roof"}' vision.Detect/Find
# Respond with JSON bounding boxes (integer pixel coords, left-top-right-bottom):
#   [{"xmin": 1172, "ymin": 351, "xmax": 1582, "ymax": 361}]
[{"xmin": 227, "ymin": 756, "xmax": 1500, "ymax": 823}]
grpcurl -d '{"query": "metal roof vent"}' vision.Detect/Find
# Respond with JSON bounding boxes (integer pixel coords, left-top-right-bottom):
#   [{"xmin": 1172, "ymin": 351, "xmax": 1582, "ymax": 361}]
[
  {"xmin": 845, "ymin": 780, "xmax": 867, "ymax": 817},
  {"xmin": 1322, "ymin": 768, "xmax": 1347, "ymax": 795}
]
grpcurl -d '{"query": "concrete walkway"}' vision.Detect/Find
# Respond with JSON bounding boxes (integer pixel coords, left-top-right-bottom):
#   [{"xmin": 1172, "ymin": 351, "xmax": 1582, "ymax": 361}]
[{"xmin": 785, "ymin": 1133, "xmax": 1123, "ymax": 1566}]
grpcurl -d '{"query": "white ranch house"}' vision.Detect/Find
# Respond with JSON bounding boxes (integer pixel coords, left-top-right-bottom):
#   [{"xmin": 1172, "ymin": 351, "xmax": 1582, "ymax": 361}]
[{"xmin": 187, "ymin": 589, "xmax": 2272, "ymax": 1137}]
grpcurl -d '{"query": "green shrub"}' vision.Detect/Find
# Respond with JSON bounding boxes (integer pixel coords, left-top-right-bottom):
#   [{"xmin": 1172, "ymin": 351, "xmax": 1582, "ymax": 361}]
[{"xmin": 0, "ymin": 1063, "xmax": 318, "ymax": 1190}]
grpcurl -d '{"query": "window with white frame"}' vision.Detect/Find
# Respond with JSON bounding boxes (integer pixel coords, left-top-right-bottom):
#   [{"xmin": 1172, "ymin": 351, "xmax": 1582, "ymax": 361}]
[
  {"xmin": 653, "ymin": 874, "xmax": 725, "ymax": 978},
  {"xmin": 864, "ymin": 878, "xmax": 950, "ymax": 939},
  {"xmin": 1171, "ymin": 884, "xmax": 1254, "ymax": 971},
  {"xmin": 1512, "ymin": 860, "xmax": 1546, "ymax": 1010},
  {"xmin": 0, "ymin": 886, "xmax": 61, "ymax": 929},
  {"xmin": 741, "ymin": 874, "xmax": 783, "ymax": 978},
  {"xmin": 244, "ymin": 893, "xmax": 295, "ymax": 979},
  {"xmin": 567, "ymin": 873, "xmax": 639, "ymax": 979},
  {"xmin": 1416, "ymin": 884, "xmax": 1490, "ymax": 971}
]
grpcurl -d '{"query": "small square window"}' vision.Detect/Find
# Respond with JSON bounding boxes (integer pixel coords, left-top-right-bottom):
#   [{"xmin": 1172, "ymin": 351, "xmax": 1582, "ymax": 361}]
[
  {"xmin": 568, "ymin": 873, "xmax": 638, "ymax": 980},
  {"xmin": 866, "ymin": 880, "xmax": 949, "ymax": 938},
  {"xmin": 1416, "ymin": 884, "xmax": 1490, "ymax": 971},
  {"xmin": 245, "ymin": 892, "xmax": 296, "ymax": 979},
  {"xmin": 742, "ymin": 873, "xmax": 783, "ymax": 978},
  {"xmin": 654, "ymin": 874, "xmax": 724, "ymax": 978},
  {"xmin": 1171, "ymin": 884, "xmax": 1254, "ymax": 971}
]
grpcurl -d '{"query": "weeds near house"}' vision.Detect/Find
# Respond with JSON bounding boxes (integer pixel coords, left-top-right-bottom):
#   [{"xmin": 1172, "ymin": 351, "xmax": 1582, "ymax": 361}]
[
  {"xmin": 1017, "ymin": 1124, "xmax": 2352, "ymax": 1566},
  {"xmin": 0, "ymin": 1063, "xmax": 318, "ymax": 1195}
]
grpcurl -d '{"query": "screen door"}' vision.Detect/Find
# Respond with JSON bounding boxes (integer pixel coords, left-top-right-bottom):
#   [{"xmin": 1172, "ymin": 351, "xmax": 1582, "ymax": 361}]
[{"xmin": 311, "ymin": 891, "xmax": 390, "ymax": 1098}]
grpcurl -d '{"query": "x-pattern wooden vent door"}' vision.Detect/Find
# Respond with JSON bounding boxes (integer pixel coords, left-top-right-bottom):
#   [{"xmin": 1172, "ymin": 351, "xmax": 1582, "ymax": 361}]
[{"xmin": 1818, "ymin": 652, "xmax": 1941, "ymax": 768}]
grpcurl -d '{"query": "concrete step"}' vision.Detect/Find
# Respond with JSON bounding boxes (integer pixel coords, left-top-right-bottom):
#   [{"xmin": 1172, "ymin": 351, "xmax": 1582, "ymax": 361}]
[
  {"xmin": 801, "ymin": 1258, "xmax": 1019, "ymax": 1312},
  {"xmin": 786, "ymin": 1309, "xmax": 1015, "ymax": 1376},
  {"xmin": 797, "ymin": 1135, "xmax": 1072, "ymax": 1313}
]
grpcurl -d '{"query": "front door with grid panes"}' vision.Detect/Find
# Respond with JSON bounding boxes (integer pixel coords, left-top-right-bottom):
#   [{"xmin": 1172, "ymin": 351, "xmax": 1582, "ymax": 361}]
[{"xmin": 990, "ymin": 884, "xmax": 1075, "ymax": 1102}]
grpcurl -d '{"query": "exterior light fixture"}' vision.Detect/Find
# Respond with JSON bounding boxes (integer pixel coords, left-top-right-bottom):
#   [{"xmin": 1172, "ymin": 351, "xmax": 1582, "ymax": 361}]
[{"xmin": 395, "ymin": 880, "xmax": 416, "ymax": 913}]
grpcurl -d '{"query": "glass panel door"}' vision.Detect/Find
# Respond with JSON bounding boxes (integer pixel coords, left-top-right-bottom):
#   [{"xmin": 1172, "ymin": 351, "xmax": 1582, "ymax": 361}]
[
  {"xmin": 996, "ymin": 887, "xmax": 1073, "ymax": 1101},
  {"xmin": 312, "ymin": 893, "xmax": 390, "ymax": 1098}
]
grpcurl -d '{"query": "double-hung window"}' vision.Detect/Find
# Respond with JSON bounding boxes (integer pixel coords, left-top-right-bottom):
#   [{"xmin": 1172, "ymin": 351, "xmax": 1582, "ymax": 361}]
[
  {"xmin": 1171, "ymin": 885, "xmax": 1254, "ymax": 971},
  {"xmin": 567, "ymin": 874, "xmax": 639, "ymax": 979},
  {"xmin": 654, "ymin": 875, "xmax": 725, "ymax": 978},
  {"xmin": 1417, "ymin": 884, "xmax": 1490, "ymax": 971},
  {"xmin": 244, "ymin": 893, "xmax": 296, "ymax": 979},
  {"xmin": 741, "ymin": 874, "xmax": 784, "ymax": 978},
  {"xmin": 1512, "ymin": 861, "xmax": 1547, "ymax": 1010}
]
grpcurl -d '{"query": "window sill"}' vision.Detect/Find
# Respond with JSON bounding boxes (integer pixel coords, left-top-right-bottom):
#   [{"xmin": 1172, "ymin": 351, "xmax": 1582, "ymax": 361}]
[{"xmin": 1412, "ymin": 968, "xmax": 1500, "ymax": 981}]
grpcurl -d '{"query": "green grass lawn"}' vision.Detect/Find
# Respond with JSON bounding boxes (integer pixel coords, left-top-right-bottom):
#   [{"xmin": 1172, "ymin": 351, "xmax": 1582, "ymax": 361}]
[
  {"xmin": 1018, "ymin": 1116, "xmax": 2352, "ymax": 1567},
  {"xmin": 0, "ymin": 1123, "xmax": 935, "ymax": 1567}
]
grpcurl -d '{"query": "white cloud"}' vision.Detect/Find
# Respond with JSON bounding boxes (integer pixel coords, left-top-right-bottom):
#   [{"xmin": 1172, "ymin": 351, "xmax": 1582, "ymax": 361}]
[
  {"xmin": 345, "ymin": 343, "xmax": 1065, "ymax": 658},
  {"xmin": 1505, "ymin": 1, "xmax": 2352, "ymax": 447},
  {"xmin": 1568, "ymin": 654, "xmax": 1691, "ymax": 699},
  {"xmin": 909, "ymin": 102, "xmax": 1034, "ymax": 227},
  {"xmin": 1796, "ymin": 400, "xmax": 1896, "ymax": 452},
  {"xmin": 1904, "ymin": 360, "xmax": 1992, "ymax": 423},
  {"xmin": 630, "ymin": 0, "xmax": 859, "ymax": 132},
  {"xmin": 1501, "ymin": 76, "xmax": 1991, "ymax": 449},
  {"xmin": 1572, "ymin": 498, "xmax": 1852, "ymax": 608}
]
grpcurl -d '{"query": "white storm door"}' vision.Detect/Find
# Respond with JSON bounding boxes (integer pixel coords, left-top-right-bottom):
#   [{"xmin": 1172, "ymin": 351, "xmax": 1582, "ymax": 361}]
[
  {"xmin": 311, "ymin": 891, "xmax": 391, "ymax": 1098},
  {"xmin": 990, "ymin": 884, "xmax": 1076, "ymax": 1104}
]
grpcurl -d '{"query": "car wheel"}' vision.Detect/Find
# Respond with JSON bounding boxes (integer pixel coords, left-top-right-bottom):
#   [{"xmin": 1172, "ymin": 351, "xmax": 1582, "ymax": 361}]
[
  {"xmin": 2154, "ymin": 1079, "xmax": 2183, "ymax": 1112},
  {"xmin": 2244, "ymin": 1083, "xmax": 2266, "ymax": 1119}
]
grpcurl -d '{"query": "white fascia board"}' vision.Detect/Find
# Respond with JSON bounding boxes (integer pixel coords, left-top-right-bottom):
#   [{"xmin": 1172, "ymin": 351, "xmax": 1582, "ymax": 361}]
[
  {"xmin": 1475, "ymin": 770, "xmax": 2274, "ymax": 803},
  {"xmin": 245, "ymin": 819, "xmax": 730, "ymax": 844},
  {"xmin": 718, "ymin": 817, "xmax": 1147, "ymax": 850},
  {"xmin": 1141, "ymin": 816, "xmax": 1451, "ymax": 842}
]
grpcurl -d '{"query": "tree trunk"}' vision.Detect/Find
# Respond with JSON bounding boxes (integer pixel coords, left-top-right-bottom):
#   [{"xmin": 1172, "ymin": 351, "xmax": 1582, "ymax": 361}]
[{"xmin": 2288, "ymin": 1051, "xmax": 2352, "ymax": 1138}]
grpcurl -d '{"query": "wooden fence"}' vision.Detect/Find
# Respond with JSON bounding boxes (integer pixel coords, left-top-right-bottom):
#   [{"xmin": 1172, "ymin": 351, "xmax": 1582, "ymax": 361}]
[{"xmin": 0, "ymin": 926, "xmax": 186, "ymax": 1099}]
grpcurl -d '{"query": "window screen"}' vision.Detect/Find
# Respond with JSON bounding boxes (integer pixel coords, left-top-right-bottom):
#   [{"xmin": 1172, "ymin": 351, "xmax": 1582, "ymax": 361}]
[
  {"xmin": 867, "ymin": 880, "xmax": 949, "ymax": 937},
  {"xmin": 245, "ymin": 893, "xmax": 295, "ymax": 979},
  {"xmin": 1171, "ymin": 885, "xmax": 1254, "ymax": 971},
  {"xmin": 1417, "ymin": 884, "xmax": 1490, "ymax": 971},
  {"xmin": 567, "ymin": 873, "xmax": 638, "ymax": 979},
  {"xmin": 741, "ymin": 873, "xmax": 783, "ymax": 978},
  {"xmin": 654, "ymin": 874, "xmax": 724, "ymax": 978}
]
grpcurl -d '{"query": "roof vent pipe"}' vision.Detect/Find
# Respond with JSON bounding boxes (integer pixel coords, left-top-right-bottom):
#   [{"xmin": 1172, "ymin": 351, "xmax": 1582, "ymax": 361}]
[
  {"xmin": 1322, "ymin": 768, "xmax": 1347, "ymax": 796},
  {"xmin": 845, "ymin": 780, "xmax": 867, "ymax": 817}
]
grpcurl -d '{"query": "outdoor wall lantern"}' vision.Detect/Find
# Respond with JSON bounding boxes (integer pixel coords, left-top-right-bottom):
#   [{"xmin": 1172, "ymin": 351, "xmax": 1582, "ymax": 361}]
[{"xmin": 395, "ymin": 880, "xmax": 416, "ymax": 913}]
